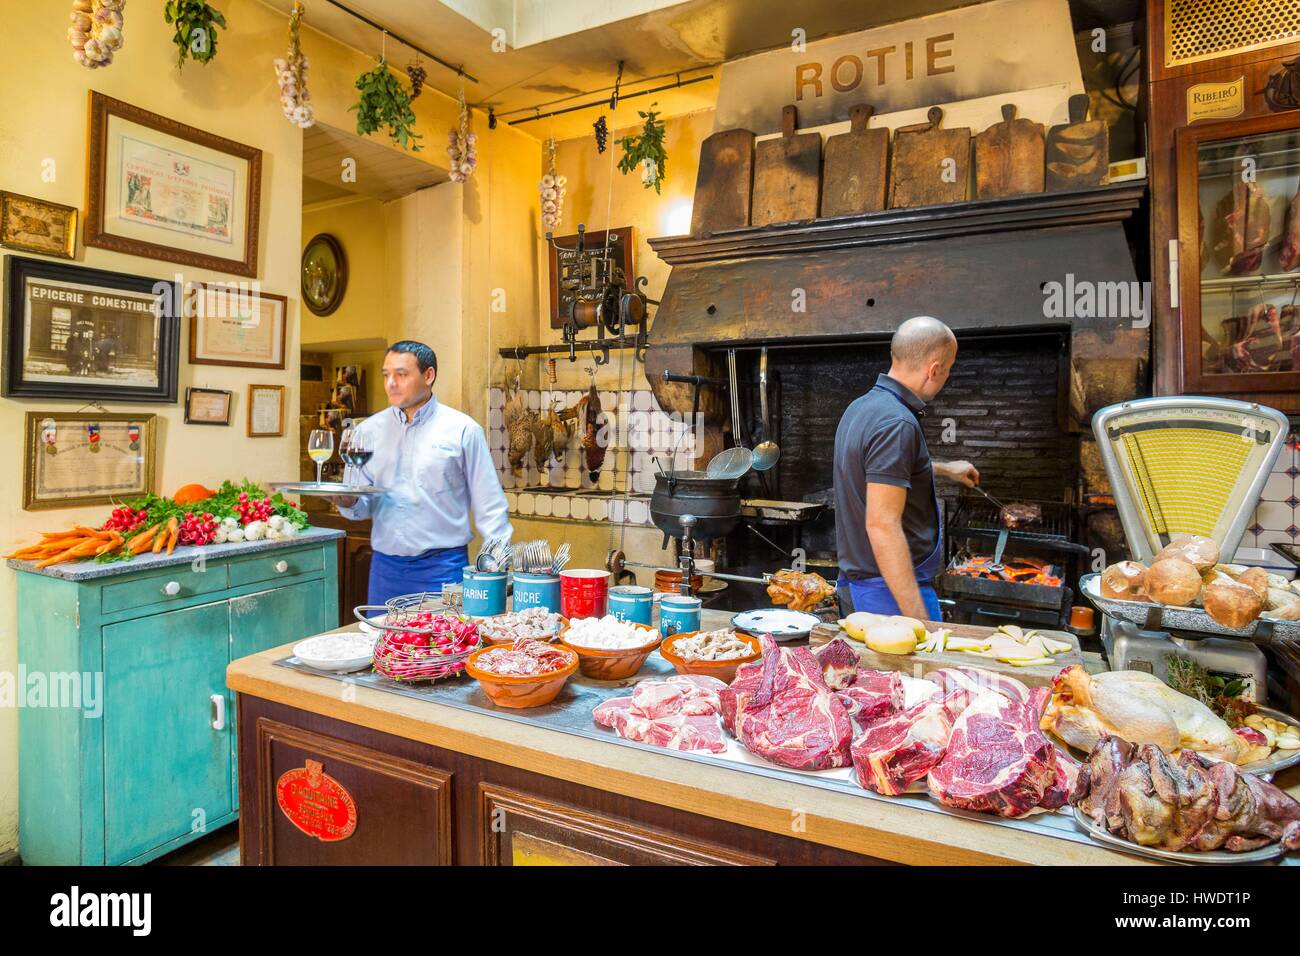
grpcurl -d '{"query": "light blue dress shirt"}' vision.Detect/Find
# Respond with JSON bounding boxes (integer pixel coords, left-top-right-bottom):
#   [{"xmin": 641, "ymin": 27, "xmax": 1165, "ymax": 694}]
[{"xmin": 338, "ymin": 396, "xmax": 513, "ymax": 557}]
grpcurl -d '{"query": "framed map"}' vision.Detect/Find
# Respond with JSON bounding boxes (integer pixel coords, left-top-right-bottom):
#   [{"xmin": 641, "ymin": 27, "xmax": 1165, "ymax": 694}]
[{"xmin": 84, "ymin": 91, "xmax": 262, "ymax": 277}]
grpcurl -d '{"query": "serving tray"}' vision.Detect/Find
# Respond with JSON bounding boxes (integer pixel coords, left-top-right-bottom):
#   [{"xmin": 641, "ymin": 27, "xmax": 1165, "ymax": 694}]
[
  {"xmin": 1072, "ymin": 806, "xmax": 1289, "ymax": 865},
  {"xmin": 1079, "ymin": 573, "xmax": 1300, "ymax": 644},
  {"xmin": 271, "ymin": 480, "xmax": 386, "ymax": 498}
]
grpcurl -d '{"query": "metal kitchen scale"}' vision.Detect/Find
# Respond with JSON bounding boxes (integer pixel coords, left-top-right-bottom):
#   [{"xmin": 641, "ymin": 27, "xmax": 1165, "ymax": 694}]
[{"xmin": 1086, "ymin": 396, "xmax": 1294, "ymax": 702}]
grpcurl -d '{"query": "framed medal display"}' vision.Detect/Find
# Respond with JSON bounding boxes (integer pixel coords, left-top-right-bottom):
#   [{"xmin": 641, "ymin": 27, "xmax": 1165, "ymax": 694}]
[{"xmin": 23, "ymin": 411, "xmax": 157, "ymax": 510}]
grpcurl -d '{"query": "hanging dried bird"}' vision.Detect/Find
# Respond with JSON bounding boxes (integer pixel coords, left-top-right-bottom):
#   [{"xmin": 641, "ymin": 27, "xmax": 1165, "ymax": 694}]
[
  {"xmin": 549, "ymin": 406, "xmax": 573, "ymax": 463},
  {"xmin": 503, "ymin": 386, "xmax": 536, "ymax": 479},
  {"xmin": 574, "ymin": 383, "xmax": 605, "ymax": 482},
  {"xmin": 531, "ymin": 412, "xmax": 555, "ymax": 473}
]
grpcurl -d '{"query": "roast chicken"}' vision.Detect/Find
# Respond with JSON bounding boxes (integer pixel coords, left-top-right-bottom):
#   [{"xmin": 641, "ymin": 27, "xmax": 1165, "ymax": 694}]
[
  {"xmin": 766, "ymin": 569, "xmax": 836, "ymax": 613},
  {"xmin": 1073, "ymin": 736, "xmax": 1300, "ymax": 853},
  {"xmin": 1042, "ymin": 665, "xmax": 1251, "ymax": 765}
]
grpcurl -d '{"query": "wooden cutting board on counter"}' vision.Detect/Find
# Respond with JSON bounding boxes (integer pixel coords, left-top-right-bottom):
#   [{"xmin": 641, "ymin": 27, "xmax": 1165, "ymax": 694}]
[
  {"xmin": 973, "ymin": 104, "xmax": 1044, "ymax": 199},
  {"xmin": 810, "ymin": 621, "xmax": 1083, "ymax": 688},
  {"xmin": 1045, "ymin": 93, "xmax": 1110, "ymax": 192},
  {"xmin": 752, "ymin": 105, "xmax": 822, "ymax": 226},
  {"xmin": 690, "ymin": 128, "xmax": 755, "ymax": 236},
  {"xmin": 888, "ymin": 106, "xmax": 970, "ymax": 208},
  {"xmin": 820, "ymin": 104, "xmax": 889, "ymax": 216}
]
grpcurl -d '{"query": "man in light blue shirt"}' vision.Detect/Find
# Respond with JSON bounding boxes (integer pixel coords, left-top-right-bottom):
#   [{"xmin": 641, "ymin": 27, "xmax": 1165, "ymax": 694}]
[{"xmin": 327, "ymin": 340, "xmax": 512, "ymax": 606}]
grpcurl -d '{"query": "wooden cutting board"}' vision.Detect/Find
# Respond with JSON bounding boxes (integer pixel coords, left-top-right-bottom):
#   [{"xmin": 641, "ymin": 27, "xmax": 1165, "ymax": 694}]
[
  {"xmin": 752, "ymin": 105, "xmax": 822, "ymax": 226},
  {"xmin": 973, "ymin": 104, "xmax": 1045, "ymax": 199},
  {"xmin": 690, "ymin": 128, "xmax": 755, "ymax": 236},
  {"xmin": 888, "ymin": 106, "xmax": 970, "ymax": 209},
  {"xmin": 809, "ymin": 621, "xmax": 1082, "ymax": 688},
  {"xmin": 820, "ymin": 104, "xmax": 890, "ymax": 217},
  {"xmin": 1045, "ymin": 93, "xmax": 1110, "ymax": 192}
]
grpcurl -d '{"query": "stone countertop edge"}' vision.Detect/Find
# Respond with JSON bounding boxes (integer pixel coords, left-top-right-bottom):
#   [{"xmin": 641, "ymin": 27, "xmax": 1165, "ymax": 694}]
[{"xmin": 6, "ymin": 526, "xmax": 346, "ymax": 581}]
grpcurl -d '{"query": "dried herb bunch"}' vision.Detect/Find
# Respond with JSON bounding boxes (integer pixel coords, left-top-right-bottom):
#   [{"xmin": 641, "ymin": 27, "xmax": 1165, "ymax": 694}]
[{"xmin": 352, "ymin": 58, "xmax": 422, "ymax": 152}]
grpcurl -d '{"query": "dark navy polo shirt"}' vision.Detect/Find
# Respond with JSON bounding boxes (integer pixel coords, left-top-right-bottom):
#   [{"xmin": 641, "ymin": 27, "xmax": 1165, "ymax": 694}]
[{"xmin": 833, "ymin": 374, "xmax": 939, "ymax": 578}]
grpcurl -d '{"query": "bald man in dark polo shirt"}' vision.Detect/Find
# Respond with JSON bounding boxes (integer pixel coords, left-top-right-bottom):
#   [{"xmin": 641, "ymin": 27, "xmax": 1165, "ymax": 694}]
[{"xmin": 833, "ymin": 317, "xmax": 979, "ymax": 621}]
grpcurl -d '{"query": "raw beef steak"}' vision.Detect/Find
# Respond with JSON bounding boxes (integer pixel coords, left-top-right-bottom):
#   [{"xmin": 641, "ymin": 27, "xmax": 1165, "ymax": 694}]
[
  {"xmin": 593, "ymin": 674, "xmax": 729, "ymax": 753},
  {"xmin": 814, "ymin": 637, "xmax": 861, "ymax": 690},
  {"xmin": 836, "ymin": 669, "xmax": 905, "ymax": 731},
  {"xmin": 851, "ymin": 691, "xmax": 960, "ymax": 795},
  {"xmin": 722, "ymin": 636, "xmax": 854, "ymax": 770},
  {"xmin": 927, "ymin": 691, "xmax": 1059, "ymax": 817}
]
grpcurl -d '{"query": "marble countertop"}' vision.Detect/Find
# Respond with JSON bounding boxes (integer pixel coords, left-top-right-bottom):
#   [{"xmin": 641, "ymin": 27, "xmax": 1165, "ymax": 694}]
[{"xmin": 6, "ymin": 526, "xmax": 345, "ymax": 581}]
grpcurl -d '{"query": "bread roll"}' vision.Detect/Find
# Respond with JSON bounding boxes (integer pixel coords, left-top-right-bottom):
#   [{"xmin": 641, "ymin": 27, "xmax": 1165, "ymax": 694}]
[
  {"xmin": 1101, "ymin": 561, "xmax": 1148, "ymax": 600},
  {"xmin": 1264, "ymin": 600, "xmax": 1300, "ymax": 621},
  {"xmin": 1154, "ymin": 534, "xmax": 1220, "ymax": 572},
  {"xmin": 1203, "ymin": 579, "xmax": 1263, "ymax": 628},
  {"xmin": 1236, "ymin": 567, "xmax": 1270, "ymax": 601},
  {"xmin": 1145, "ymin": 558, "xmax": 1202, "ymax": 606}
]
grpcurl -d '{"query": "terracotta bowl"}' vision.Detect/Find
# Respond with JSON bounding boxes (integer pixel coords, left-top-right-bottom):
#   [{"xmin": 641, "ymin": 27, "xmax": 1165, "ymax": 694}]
[
  {"xmin": 465, "ymin": 642, "xmax": 579, "ymax": 709},
  {"xmin": 478, "ymin": 613, "xmax": 569, "ymax": 645},
  {"xmin": 654, "ymin": 570, "xmax": 703, "ymax": 593},
  {"xmin": 559, "ymin": 620, "xmax": 662, "ymax": 680},
  {"xmin": 659, "ymin": 630, "xmax": 763, "ymax": 684}
]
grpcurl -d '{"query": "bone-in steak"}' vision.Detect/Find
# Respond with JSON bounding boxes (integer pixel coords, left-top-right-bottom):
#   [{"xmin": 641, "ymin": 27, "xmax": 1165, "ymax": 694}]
[{"xmin": 851, "ymin": 691, "xmax": 960, "ymax": 795}]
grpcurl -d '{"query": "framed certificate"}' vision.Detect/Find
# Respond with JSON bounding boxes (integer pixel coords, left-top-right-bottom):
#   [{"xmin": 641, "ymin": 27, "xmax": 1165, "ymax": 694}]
[
  {"xmin": 24, "ymin": 412, "xmax": 157, "ymax": 510},
  {"xmin": 184, "ymin": 387, "xmax": 232, "ymax": 425},
  {"xmin": 85, "ymin": 91, "xmax": 262, "ymax": 278},
  {"xmin": 189, "ymin": 282, "xmax": 287, "ymax": 369},
  {"xmin": 248, "ymin": 383, "xmax": 285, "ymax": 437}
]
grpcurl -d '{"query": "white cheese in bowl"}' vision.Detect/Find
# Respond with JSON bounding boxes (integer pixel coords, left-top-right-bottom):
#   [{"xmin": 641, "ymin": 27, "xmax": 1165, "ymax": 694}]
[{"xmin": 564, "ymin": 615, "xmax": 659, "ymax": 649}]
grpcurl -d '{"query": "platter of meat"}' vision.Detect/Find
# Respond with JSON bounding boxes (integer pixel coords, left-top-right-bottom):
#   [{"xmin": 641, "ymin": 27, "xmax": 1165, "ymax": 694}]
[{"xmin": 1069, "ymin": 735, "xmax": 1300, "ymax": 863}]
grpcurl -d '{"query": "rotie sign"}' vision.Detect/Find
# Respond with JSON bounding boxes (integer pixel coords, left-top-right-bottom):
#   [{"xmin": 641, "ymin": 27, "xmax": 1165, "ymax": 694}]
[
  {"xmin": 276, "ymin": 758, "xmax": 357, "ymax": 842},
  {"xmin": 713, "ymin": 0, "xmax": 1083, "ymax": 134}
]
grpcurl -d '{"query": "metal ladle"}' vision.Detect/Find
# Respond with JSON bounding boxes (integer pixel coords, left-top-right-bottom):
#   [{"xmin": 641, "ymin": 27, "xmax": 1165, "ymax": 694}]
[
  {"xmin": 751, "ymin": 346, "xmax": 780, "ymax": 472},
  {"xmin": 706, "ymin": 349, "xmax": 753, "ymax": 480}
]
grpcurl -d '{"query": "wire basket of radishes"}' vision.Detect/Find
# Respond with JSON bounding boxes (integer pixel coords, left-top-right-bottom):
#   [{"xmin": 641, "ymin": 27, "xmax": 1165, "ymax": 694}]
[{"xmin": 355, "ymin": 595, "xmax": 483, "ymax": 683}]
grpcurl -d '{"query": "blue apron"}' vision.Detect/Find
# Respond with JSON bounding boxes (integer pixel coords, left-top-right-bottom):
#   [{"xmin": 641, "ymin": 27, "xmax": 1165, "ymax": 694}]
[
  {"xmin": 368, "ymin": 545, "xmax": 469, "ymax": 607},
  {"xmin": 839, "ymin": 383, "xmax": 944, "ymax": 621}
]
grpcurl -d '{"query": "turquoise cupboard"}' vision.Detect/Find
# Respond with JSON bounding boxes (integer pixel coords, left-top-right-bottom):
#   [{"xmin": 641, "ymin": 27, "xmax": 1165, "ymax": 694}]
[{"xmin": 14, "ymin": 529, "xmax": 342, "ymax": 865}]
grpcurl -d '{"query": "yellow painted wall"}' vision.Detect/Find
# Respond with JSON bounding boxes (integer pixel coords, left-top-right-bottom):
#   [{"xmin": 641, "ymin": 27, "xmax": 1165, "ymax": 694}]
[{"xmin": 301, "ymin": 197, "xmax": 394, "ymax": 349}]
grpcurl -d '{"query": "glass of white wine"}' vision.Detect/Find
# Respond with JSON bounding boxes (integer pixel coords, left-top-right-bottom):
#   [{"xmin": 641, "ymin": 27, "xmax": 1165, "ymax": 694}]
[{"xmin": 308, "ymin": 429, "xmax": 334, "ymax": 486}]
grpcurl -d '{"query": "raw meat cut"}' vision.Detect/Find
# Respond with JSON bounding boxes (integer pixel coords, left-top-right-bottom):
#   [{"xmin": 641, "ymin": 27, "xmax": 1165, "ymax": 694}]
[
  {"xmin": 1072, "ymin": 735, "xmax": 1300, "ymax": 852},
  {"xmin": 851, "ymin": 691, "xmax": 959, "ymax": 795},
  {"xmin": 593, "ymin": 674, "xmax": 728, "ymax": 753},
  {"xmin": 1041, "ymin": 665, "xmax": 1249, "ymax": 764},
  {"xmin": 930, "ymin": 667, "xmax": 1030, "ymax": 707},
  {"xmin": 814, "ymin": 637, "xmax": 860, "ymax": 690},
  {"xmin": 721, "ymin": 636, "xmax": 854, "ymax": 770},
  {"xmin": 836, "ymin": 669, "xmax": 905, "ymax": 731},
  {"xmin": 1213, "ymin": 179, "xmax": 1271, "ymax": 275},
  {"xmin": 927, "ymin": 690, "xmax": 1060, "ymax": 817},
  {"xmin": 1281, "ymin": 181, "xmax": 1300, "ymax": 272}
]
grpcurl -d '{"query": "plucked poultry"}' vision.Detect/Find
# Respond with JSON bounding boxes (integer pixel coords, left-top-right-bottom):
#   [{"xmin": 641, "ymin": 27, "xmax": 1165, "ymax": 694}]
[
  {"xmin": 766, "ymin": 569, "xmax": 836, "ymax": 613},
  {"xmin": 1042, "ymin": 665, "xmax": 1251, "ymax": 764},
  {"xmin": 1073, "ymin": 736, "xmax": 1300, "ymax": 852}
]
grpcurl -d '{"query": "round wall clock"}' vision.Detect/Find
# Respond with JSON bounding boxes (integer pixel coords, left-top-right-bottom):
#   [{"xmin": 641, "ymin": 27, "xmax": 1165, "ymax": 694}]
[{"xmin": 301, "ymin": 233, "xmax": 347, "ymax": 316}]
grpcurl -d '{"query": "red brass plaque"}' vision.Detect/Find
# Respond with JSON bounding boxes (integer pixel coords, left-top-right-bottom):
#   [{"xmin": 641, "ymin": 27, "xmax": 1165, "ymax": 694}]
[{"xmin": 276, "ymin": 759, "xmax": 357, "ymax": 842}]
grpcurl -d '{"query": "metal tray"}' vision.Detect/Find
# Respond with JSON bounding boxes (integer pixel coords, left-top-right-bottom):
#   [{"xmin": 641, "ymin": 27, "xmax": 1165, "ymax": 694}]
[
  {"xmin": 271, "ymin": 481, "xmax": 386, "ymax": 498},
  {"xmin": 1071, "ymin": 806, "xmax": 1288, "ymax": 865},
  {"xmin": 1237, "ymin": 705, "xmax": 1300, "ymax": 778},
  {"xmin": 1079, "ymin": 573, "xmax": 1300, "ymax": 644}
]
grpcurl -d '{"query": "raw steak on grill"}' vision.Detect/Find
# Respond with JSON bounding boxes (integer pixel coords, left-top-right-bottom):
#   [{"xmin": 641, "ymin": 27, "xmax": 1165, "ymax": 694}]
[
  {"xmin": 851, "ymin": 691, "xmax": 959, "ymax": 795},
  {"xmin": 593, "ymin": 674, "xmax": 729, "ymax": 753},
  {"xmin": 722, "ymin": 636, "xmax": 854, "ymax": 770},
  {"xmin": 836, "ymin": 669, "xmax": 905, "ymax": 731},
  {"xmin": 927, "ymin": 690, "xmax": 1059, "ymax": 817}
]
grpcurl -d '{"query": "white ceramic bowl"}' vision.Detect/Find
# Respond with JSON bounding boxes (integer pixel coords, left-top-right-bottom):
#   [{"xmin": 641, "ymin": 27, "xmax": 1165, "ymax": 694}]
[{"xmin": 293, "ymin": 632, "xmax": 376, "ymax": 672}]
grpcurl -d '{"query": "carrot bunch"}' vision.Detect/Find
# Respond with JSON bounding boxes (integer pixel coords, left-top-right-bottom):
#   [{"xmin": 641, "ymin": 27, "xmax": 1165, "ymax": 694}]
[{"xmin": 5, "ymin": 516, "xmax": 182, "ymax": 567}]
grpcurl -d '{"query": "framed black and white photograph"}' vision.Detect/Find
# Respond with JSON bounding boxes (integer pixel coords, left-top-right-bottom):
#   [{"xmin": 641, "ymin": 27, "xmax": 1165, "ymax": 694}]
[
  {"xmin": 2, "ymin": 255, "xmax": 180, "ymax": 403},
  {"xmin": 184, "ymin": 386, "xmax": 233, "ymax": 425}
]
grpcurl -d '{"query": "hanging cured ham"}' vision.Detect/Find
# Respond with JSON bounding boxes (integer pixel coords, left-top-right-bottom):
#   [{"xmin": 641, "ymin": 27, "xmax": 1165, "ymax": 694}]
[
  {"xmin": 1280, "ymin": 181, "xmax": 1300, "ymax": 272},
  {"xmin": 1213, "ymin": 179, "xmax": 1271, "ymax": 275}
]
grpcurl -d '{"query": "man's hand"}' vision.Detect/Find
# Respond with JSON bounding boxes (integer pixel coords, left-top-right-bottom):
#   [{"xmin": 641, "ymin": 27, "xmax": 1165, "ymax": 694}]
[
  {"xmin": 322, "ymin": 495, "xmax": 359, "ymax": 509},
  {"xmin": 935, "ymin": 460, "xmax": 979, "ymax": 487}
]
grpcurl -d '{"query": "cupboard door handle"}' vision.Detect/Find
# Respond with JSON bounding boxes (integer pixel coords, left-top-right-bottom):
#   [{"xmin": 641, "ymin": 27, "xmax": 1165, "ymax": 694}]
[
  {"xmin": 1167, "ymin": 239, "xmax": 1179, "ymax": 310},
  {"xmin": 162, "ymin": 580, "xmax": 181, "ymax": 596},
  {"xmin": 210, "ymin": 694, "xmax": 226, "ymax": 731},
  {"xmin": 274, "ymin": 560, "xmax": 289, "ymax": 573}
]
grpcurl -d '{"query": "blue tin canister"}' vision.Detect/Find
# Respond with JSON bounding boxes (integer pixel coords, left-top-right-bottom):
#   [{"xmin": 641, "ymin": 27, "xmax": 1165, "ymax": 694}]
[
  {"xmin": 607, "ymin": 585, "xmax": 653, "ymax": 625},
  {"xmin": 512, "ymin": 571, "xmax": 561, "ymax": 612},
  {"xmin": 658, "ymin": 594, "xmax": 702, "ymax": 636},
  {"xmin": 462, "ymin": 566, "xmax": 507, "ymax": 617}
]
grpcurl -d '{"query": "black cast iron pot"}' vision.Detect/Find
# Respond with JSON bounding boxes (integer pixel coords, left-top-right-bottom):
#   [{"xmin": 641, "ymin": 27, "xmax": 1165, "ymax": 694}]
[{"xmin": 650, "ymin": 471, "xmax": 741, "ymax": 546}]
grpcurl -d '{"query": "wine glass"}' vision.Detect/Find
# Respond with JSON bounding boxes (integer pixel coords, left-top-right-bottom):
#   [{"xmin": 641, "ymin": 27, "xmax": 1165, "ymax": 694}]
[
  {"xmin": 308, "ymin": 429, "xmax": 334, "ymax": 486},
  {"xmin": 348, "ymin": 429, "xmax": 372, "ymax": 487}
]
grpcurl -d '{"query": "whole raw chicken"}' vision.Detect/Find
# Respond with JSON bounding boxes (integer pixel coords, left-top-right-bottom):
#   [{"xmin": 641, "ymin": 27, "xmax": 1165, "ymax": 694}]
[{"xmin": 1042, "ymin": 665, "xmax": 1250, "ymax": 764}]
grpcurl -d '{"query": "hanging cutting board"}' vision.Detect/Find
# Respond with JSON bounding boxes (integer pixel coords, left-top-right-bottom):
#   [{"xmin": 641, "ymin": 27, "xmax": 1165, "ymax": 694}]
[
  {"xmin": 751, "ymin": 105, "xmax": 822, "ymax": 226},
  {"xmin": 690, "ymin": 128, "xmax": 755, "ymax": 236},
  {"xmin": 1045, "ymin": 94, "xmax": 1110, "ymax": 192},
  {"xmin": 888, "ymin": 107, "xmax": 970, "ymax": 209},
  {"xmin": 973, "ymin": 104, "xmax": 1045, "ymax": 199},
  {"xmin": 809, "ymin": 621, "xmax": 1084, "ymax": 689},
  {"xmin": 820, "ymin": 104, "xmax": 890, "ymax": 217}
]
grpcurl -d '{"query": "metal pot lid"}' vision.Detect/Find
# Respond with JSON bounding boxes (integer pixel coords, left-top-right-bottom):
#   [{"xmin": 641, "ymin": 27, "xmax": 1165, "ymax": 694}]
[{"xmin": 1091, "ymin": 397, "xmax": 1291, "ymax": 565}]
